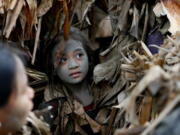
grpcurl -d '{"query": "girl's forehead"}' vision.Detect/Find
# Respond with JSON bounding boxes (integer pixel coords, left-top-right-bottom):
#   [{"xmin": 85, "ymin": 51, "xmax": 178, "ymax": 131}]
[
  {"xmin": 52, "ymin": 39, "xmax": 86, "ymax": 64},
  {"xmin": 64, "ymin": 39, "xmax": 84, "ymax": 54}
]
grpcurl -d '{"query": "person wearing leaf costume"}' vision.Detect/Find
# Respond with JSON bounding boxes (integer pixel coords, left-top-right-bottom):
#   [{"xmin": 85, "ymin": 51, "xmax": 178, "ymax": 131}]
[{"xmin": 41, "ymin": 27, "xmax": 126, "ymax": 135}]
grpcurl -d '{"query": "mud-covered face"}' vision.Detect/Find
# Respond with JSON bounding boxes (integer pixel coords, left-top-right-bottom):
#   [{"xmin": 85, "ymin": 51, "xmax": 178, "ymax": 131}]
[{"xmin": 54, "ymin": 39, "xmax": 89, "ymax": 84}]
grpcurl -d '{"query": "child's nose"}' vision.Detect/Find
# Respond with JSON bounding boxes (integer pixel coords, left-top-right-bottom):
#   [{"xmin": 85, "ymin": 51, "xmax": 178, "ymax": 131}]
[{"xmin": 68, "ymin": 59, "xmax": 79, "ymax": 69}]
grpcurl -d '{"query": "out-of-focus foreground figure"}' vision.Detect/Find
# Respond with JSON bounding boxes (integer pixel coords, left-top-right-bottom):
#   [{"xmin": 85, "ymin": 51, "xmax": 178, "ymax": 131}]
[{"xmin": 0, "ymin": 44, "xmax": 34, "ymax": 135}]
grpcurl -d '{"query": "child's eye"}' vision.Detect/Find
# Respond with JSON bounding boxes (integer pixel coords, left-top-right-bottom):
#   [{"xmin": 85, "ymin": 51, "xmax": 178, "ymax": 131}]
[
  {"xmin": 59, "ymin": 57, "xmax": 67, "ymax": 63},
  {"xmin": 76, "ymin": 53, "xmax": 83, "ymax": 59}
]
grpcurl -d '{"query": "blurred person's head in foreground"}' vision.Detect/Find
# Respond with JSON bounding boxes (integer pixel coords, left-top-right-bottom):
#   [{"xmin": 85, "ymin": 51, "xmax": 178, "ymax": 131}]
[{"xmin": 0, "ymin": 43, "xmax": 34, "ymax": 135}]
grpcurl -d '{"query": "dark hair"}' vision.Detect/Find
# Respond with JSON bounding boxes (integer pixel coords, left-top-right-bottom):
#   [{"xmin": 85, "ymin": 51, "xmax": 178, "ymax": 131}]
[
  {"xmin": 45, "ymin": 27, "xmax": 95, "ymax": 88},
  {"xmin": 0, "ymin": 44, "xmax": 16, "ymax": 108}
]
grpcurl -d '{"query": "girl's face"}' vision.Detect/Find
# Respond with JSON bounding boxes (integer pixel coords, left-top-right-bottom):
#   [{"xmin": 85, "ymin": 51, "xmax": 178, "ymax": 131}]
[{"xmin": 55, "ymin": 39, "xmax": 89, "ymax": 84}]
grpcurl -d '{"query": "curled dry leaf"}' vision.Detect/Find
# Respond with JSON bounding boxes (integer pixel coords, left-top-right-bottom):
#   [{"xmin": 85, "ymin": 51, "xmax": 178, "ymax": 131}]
[
  {"xmin": 26, "ymin": 112, "xmax": 51, "ymax": 135},
  {"xmin": 95, "ymin": 16, "xmax": 113, "ymax": 38},
  {"xmin": 141, "ymin": 95, "xmax": 180, "ymax": 135},
  {"xmin": 139, "ymin": 96, "xmax": 153, "ymax": 125},
  {"xmin": 153, "ymin": 0, "xmax": 180, "ymax": 35},
  {"xmin": 114, "ymin": 126, "xmax": 145, "ymax": 135},
  {"xmin": 3, "ymin": 0, "xmax": 24, "ymax": 38},
  {"xmin": 23, "ymin": 0, "xmax": 38, "ymax": 39},
  {"xmin": 73, "ymin": 100, "xmax": 86, "ymax": 119},
  {"xmin": 0, "ymin": 1, "xmax": 4, "ymax": 13},
  {"xmin": 85, "ymin": 113, "xmax": 102, "ymax": 133},
  {"xmin": 114, "ymin": 66, "xmax": 170, "ymax": 125},
  {"xmin": 93, "ymin": 56, "xmax": 120, "ymax": 84},
  {"xmin": 118, "ymin": 0, "xmax": 132, "ymax": 32},
  {"xmin": 129, "ymin": 5, "xmax": 140, "ymax": 39},
  {"xmin": 73, "ymin": 100, "xmax": 102, "ymax": 133},
  {"xmin": 9, "ymin": 0, "xmax": 18, "ymax": 10},
  {"xmin": 37, "ymin": 0, "xmax": 53, "ymax": 17},
  {"xmin": 75, "ymin": 0, "xmax": 95, "ymax": 22},
  {"xmin": 0, "ymin": 0, "xmax": 18, "ymax": 14}
]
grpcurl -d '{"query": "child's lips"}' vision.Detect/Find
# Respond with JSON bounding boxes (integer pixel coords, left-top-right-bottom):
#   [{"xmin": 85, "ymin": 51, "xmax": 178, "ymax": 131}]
[{"xmin": 69, "ymin": 72, "xmax": 81, "ymax": 78}]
